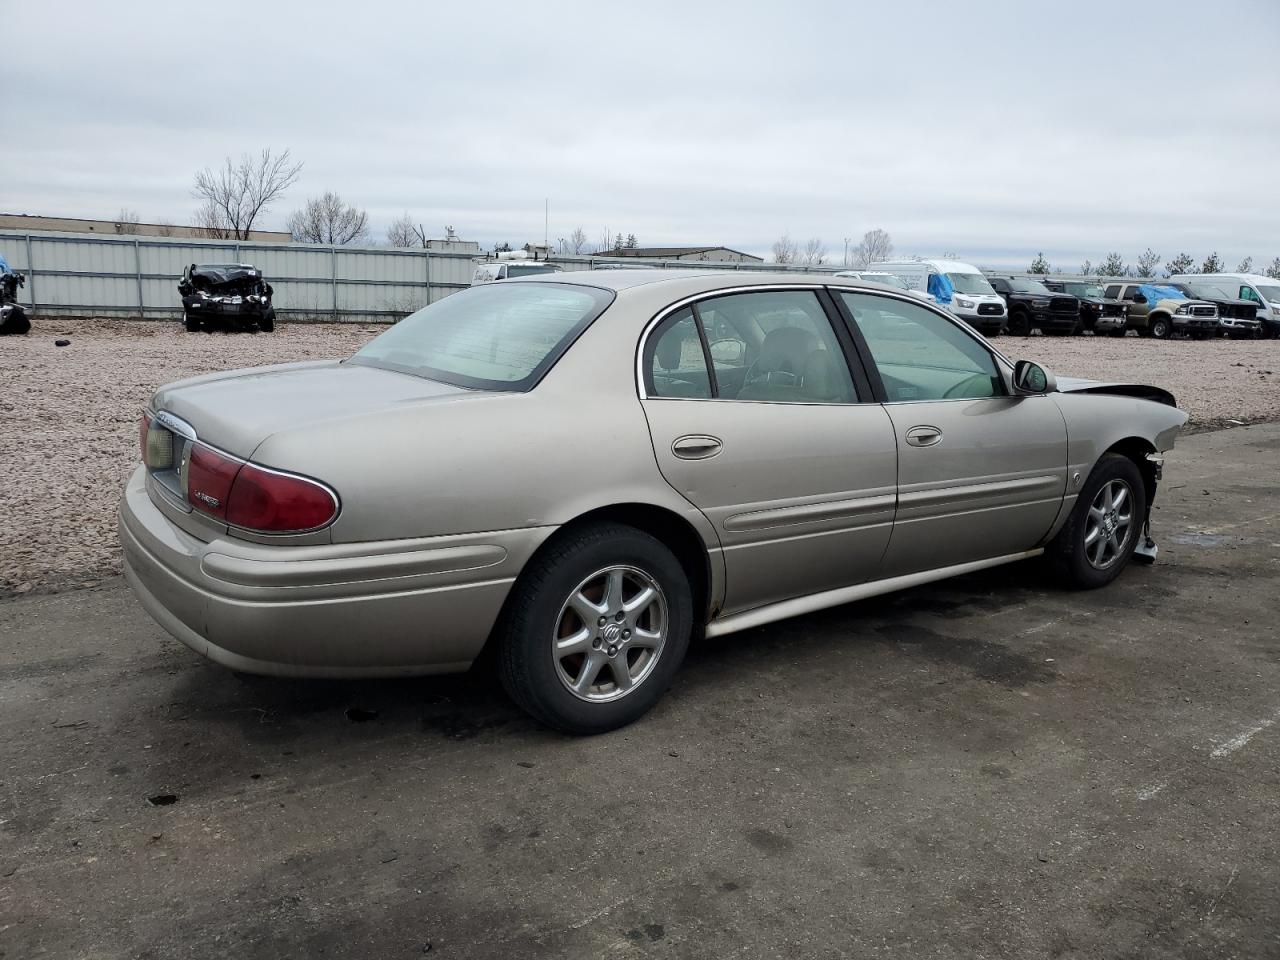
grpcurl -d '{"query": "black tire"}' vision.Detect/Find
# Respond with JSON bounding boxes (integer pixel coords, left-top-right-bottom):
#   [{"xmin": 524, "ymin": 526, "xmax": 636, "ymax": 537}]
[
  {"xmin": 259, "ymin": 311, "xmax": 275, "ymax": 333},
  {"xmin": 1150, "ymin": 315, "xmax": 1171, "ymax": 339},
  {"xmin": 497, "ymin": 522, "xmax": 694, "ymax": 734},
  {"xmin": 1046, "ymin": 453, "xmax": 1147, "ymax": 590},
  {"xmin": 183, "ymin": 312, "xmax": 200, "ymax": 333},
  {"xmin": 1006, "ymin": 310, "xmax": 1031, "ymax": 337}
]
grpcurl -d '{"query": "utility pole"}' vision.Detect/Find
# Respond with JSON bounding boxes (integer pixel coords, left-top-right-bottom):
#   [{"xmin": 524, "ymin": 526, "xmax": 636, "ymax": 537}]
[
  {"xmin": 843, "ymin": 237, "xmax": 851, "ymax": 268},
  {"xmin": 544, "ymin": 198, "xmax": 548, "ymax": 250}
]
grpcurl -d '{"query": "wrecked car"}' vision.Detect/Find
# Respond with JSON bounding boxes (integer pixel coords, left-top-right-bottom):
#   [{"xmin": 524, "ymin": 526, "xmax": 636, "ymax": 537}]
[
  {"xmin": 121, "ymin": 272, "xmax": 1188, "ymax": 734},
  {"xmin": 178, "ymin": 263, "xmax": 276, "ymax": 333},
  {"xmin": 0, "ymin": 258, "xmax": 30, "ymax": 336}
]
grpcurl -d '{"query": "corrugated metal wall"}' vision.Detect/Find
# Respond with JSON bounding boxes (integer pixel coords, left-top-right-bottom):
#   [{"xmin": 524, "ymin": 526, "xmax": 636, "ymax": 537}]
[
  {"xmin": 0, "ymin": 230, "xmax": 844, "ymax": 323},
  {"xmin": 0, "ymin": 231, "xmax": 474, "ymax": 322}
]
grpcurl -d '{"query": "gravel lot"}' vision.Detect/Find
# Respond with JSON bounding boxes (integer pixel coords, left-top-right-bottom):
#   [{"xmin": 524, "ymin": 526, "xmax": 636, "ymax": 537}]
[{"xmin": 2, "ymin": 317, "xmax": 1278, "ymax": 595}]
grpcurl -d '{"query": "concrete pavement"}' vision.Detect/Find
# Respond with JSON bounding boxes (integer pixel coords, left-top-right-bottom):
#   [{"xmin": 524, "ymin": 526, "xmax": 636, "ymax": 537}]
[{"xmin": 2, "ymin": 424, "xmax": 1278, "ymax": 959}]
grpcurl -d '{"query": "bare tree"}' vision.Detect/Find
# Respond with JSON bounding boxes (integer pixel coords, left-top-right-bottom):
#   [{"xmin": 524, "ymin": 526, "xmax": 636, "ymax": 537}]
[
  {"xmin": 1267, "ymin": 256, "xmax": 1280, "ymax": 280},
  {"xmin": 155, "ymin": 220, "xmax": 175, "ymax": 238},
  {"xmin": 1165, "ymin": 252, "xmax": 1194, "ymax": 276},
  {"xmin": 191, "ymin": 148, "xmax": 303, "ymax": 240},
  {"xmin": 853, "ymin": 228, "xmax": 893, "ymax": 268},
  {"xmin": 771, "ymin": 234, "xmax": 798, "ymax": 264},
  {"xmin": 386, "ymin": 212, "xmax": 426, "ymax": 248},
  {"xmin": 287, "ymin": 191, "xmax": 369, "ymax": 245},
  {"xmin": 1028, "ymin": 252, "xmax": 1050, "ymax": 274},
  {"xmin": 569, "ymin": 226, "xmax": 588, "ymax": 255},
  {"xmin": 798, "ymin": 237, "xmax": 828, "ymax": 266},
  {"xmin": 114, "ymin": 208, "xmax": 141, "ymax": 235},
  {"xmin": 1079, "ymin": 259, "xmax": 1093, "ymax": 275},
  {"xmin": 1134, "ymin": 248, "xmax": 1161, "ymax": 278},
  {"xmin": 595, "ymin": 228, "xmax": 613, "ymax": 254},
  {"xmin": 1237, "ymin": 256, "xmax": 1253, "ymax": 274}
]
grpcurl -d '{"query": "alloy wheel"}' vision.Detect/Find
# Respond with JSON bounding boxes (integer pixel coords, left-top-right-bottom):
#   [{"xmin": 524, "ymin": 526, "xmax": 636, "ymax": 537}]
[
  {"xmin": 1084, "ymin": 479, "xmax": 1134, "ymax": 570},
  {"xmin": 552, "ymin": 565, "xmax": 668, "ymax": 703}
]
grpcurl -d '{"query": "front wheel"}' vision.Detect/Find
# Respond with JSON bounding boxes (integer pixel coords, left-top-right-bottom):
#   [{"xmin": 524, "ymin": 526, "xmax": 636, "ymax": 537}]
[
  {"xmin": 497, "ymin": 522, "xmax": 694, "ymax": 734},
  {"xmin": 1006, "ymin": 311, "xmax": 1031, "ymax": 337},
  {"xmin": 1150, "ymin": 315, "xmax": 1171, "ymax": 339},
  {"xmin": 1047, "ymin": 453, "xmax": 1147, "ymax": 589}
]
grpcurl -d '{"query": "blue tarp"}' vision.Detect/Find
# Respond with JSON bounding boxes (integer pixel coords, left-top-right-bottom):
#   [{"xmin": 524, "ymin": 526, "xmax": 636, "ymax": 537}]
[
  {"xmin": 1138, "ymin": 283, "xmax": 1186, "ymax": 303},
  {"xmin": 927, "ymin": 272, "xmax": 955, "ymax": 305},
  {"xmin": 0, "ymin": 254, "xmax": 12, "ymax": 276}
]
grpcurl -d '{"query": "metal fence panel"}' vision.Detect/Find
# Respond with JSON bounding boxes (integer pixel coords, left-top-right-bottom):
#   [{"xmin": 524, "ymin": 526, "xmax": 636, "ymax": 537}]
[{"xmin": 0, "ymin": 229, "xmax": 849, "ymax": 322}]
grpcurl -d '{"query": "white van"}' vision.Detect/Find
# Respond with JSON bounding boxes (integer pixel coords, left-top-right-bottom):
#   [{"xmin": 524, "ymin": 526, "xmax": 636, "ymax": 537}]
[
  {"xmin": 834, "ymin": 270, "xmax": 936, "ymax": 303},
  {"xmin": 1170, "ymin": 273, "xmax": 1280, "ymax": 338},
  {"xmin": 868, "ymin": 259, "xmax": 1007, "ymax": 334}
]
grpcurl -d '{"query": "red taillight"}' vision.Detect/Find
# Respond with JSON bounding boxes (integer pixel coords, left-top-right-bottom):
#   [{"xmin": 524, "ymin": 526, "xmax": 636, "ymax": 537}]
[
  {"xmin": 186, "ymin": 445, "xmax": 241, "ymax": 521},
  {"xmin": 182, "ymin": 441, "xmax": 338, "ymax": 533},
  {"xmin": 225, "ymin": 463, "xmax": 338, "ymax": 533}
]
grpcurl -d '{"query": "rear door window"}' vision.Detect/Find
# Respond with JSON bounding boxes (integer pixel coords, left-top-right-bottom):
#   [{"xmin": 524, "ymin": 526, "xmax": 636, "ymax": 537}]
[{"xmin": 645, "ymin": 309, "xmax": 712, "ymax": 399}]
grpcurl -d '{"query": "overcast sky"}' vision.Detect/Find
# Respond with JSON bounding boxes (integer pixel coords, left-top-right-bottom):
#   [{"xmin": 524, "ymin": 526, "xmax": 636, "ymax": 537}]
[{"xmin": 4, "ymin": 1, "xmax": 1278, "ymax": 270}]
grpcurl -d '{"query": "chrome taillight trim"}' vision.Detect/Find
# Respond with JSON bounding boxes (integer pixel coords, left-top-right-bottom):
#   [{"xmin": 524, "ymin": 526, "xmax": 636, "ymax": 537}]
[{"xmin": 144, "ymin": 409, "xmax": 341, "ymax": 535}]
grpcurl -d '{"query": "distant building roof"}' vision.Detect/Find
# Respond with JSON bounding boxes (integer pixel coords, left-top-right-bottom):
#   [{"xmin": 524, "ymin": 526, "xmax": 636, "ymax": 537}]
[
  {"xmin": 0, "ymin": 213, "xmax": 291, "ymax": 242},
  {"xmin": 601, "ymin": 245, "xmax": 763, "ymax": 261}
]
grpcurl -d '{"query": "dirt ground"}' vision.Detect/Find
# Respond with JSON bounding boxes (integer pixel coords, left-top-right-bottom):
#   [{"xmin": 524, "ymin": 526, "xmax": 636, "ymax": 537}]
[{"xmin": 1, "ymin": 316, "xmax": 1278, "ymax": 595}]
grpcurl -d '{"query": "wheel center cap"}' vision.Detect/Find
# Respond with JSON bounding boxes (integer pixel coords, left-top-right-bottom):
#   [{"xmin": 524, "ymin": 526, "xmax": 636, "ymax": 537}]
[{"xmin": 602, "ymin": 622, "xmax": 623, "ymax": 643}]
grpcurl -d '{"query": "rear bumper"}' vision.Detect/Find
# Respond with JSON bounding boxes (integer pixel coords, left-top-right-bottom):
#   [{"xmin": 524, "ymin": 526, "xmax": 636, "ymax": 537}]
[
  {"xmin": 119, "ymin": 466, "xmax": 552, "ymax": 676},
  {"xmin": 182, "ymin": 296, "xmax": 273, "ymax": 321}
]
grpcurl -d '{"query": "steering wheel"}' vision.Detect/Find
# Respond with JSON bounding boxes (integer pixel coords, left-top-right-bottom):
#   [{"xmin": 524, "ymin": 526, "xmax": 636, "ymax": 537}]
[{"xmin": 942, "ymin": 374, "xmax": 992, "ymax": 399}]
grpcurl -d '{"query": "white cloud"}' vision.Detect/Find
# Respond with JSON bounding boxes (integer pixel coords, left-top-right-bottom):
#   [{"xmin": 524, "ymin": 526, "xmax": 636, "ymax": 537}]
[{"xmin": 3, "ymin": 0, "xmax": 1278, "ymax": 268}]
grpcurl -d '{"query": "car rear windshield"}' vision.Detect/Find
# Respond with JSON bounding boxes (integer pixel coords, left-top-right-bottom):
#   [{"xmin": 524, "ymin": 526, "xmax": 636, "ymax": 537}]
[
  {"xmin": 946, "ymin": 273, "xmax": 995, "ymax": 295},
  {"xmin": 348, "ymin": 282, "xmax": 614, "ymax": 391}
]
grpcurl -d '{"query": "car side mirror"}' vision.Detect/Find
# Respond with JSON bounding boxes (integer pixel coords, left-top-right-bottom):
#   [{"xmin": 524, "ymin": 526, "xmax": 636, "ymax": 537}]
[
  {"xmin": 1132, "ymin": 293, "xmax": 1147, "ymax": 304},
  {"xmin": 709, "ymin": 338, "xmax": 745, "ymax": 365},
  {"xmin": 1013, "ymin": 360, "xmax": 1056, "ymax": 395}
]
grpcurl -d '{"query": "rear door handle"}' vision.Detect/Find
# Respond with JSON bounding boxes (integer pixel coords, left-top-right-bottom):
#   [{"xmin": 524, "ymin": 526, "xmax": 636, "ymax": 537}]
[
  {"xmin": 672, "ymin": 435, "xmax": 723, "ymax": 460},
  {"xmin": 905, "ymin": 425, "xmax": 943, "ymax": 447}
]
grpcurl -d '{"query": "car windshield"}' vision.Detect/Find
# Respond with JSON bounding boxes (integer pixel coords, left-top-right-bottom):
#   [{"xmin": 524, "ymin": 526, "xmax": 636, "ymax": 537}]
[
  {"xmin": 1188, "ymin": 284, "xmax": 1230, "ymax": 299},
  {"xmin": 505, "ymin": 264, "xmax": 560, "ymax": 278},
  {"xmin": 946, "ymin": 272, "xmax": 995, "ymax": 295},
  {"xmin": 1257, "ymin": 285, "xmax": 1280, "ymax": 302},
  {"xmin": 349, "ymin": 282, "xmax": 613, "ymax": 390},
  {"xmin": 1007, "ymin": 278, "xmax": 1051, "ymax": 294},
  {"xmin": 1065, "ymin": 283, "xmax": 1105, "ymax": 298}
]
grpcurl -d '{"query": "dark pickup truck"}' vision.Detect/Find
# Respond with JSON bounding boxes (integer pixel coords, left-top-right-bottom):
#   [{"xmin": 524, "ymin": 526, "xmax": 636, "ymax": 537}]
[
  {"xmin": 1166, "ymin": 281, "xmax": 1261, "ymax": 339},
  {"xmin": 988, "ymin": 277, "xmax": 1081, "ymax": 335},
  {"xmin": 1042, "ymin": 280, "xmax": 1127, "ymax": 336}
]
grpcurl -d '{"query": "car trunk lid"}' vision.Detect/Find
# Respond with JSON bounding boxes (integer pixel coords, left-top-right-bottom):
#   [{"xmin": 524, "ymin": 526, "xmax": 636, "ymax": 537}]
[{"xmin": 151, "ymin": 360, "xmax": 474, "ymax": 459}]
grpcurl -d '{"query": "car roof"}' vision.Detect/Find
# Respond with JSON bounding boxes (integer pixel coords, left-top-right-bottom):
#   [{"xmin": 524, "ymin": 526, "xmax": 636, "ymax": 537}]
[{"xmin": 507, "ymin": 268, "xmax": 893, "ymax": 297}]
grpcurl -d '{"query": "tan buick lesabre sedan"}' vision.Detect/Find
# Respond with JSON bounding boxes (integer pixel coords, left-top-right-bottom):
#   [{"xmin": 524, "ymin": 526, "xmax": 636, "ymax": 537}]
[{"xmin": 120, "ymin": 271, "xmax": 1188, "ymax": 733}]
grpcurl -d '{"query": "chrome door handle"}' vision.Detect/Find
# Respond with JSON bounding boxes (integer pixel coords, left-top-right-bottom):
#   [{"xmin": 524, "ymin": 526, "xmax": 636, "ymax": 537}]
[
  {"xmin": 672, "ymin": 435, "xmax": 723, "ymax": 460},
  {"xmin": 905, "ymin": 425, "xmax": 943, "ymax": 447}
]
